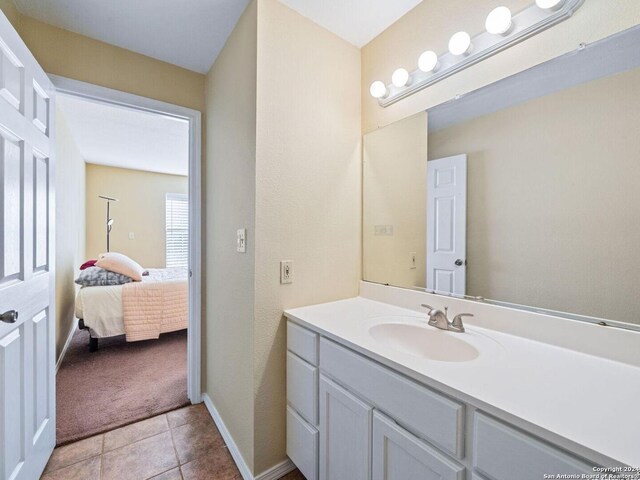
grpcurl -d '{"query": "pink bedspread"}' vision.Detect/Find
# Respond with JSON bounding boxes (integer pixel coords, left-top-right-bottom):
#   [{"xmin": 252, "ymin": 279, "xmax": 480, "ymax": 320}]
[{"xmin": 122, "ymin": 267, "xmax": 188, "ymax": 342}]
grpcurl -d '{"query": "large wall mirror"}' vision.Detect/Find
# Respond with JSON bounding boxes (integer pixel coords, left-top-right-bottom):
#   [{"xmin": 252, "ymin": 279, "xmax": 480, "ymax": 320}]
[{"xmin": 363, "ymin": 26, "xmax": 640, "ymax": 329}]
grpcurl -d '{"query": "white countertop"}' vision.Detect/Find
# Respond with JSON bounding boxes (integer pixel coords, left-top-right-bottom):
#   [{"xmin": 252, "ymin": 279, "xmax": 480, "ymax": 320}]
[{"xmin": 285, "ymin": 297, "xmax": 640, "ymax": 467}]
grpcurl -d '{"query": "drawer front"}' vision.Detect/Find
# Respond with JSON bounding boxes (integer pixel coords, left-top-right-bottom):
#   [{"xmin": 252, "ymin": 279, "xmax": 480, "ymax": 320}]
[
  {"xmin": 320, "ymin": 338, "xmax": 464, "ymax": 458},
  {"xmin": 287, "ymin": 351, "xmax": 318, "ymax": 425},
  {"xmin": 372, "ymin": 411, "xmax": 465, "ymax": 480},
  {"xmin": 473, "ymin": 413, "xmax": 596, "ymax": 480},
  {"xmin": 288, "ymin": 321, "xmax": 319, "ymax": 365},
  {"xmin": 287, "ymin": 406, "xmax": 318, "ymax": 480}
]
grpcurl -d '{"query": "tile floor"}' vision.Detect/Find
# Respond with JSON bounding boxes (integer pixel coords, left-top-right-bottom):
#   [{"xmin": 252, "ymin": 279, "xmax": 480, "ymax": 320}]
[{"xmin": 43, "ymin": 404, "xmax": 306, "ymax": 480}]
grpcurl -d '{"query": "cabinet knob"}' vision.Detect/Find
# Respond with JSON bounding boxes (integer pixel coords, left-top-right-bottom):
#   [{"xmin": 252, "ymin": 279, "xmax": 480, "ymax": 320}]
[{"xmin": 0, "ymin": 310, "xmax": 18, "ymax": 323}]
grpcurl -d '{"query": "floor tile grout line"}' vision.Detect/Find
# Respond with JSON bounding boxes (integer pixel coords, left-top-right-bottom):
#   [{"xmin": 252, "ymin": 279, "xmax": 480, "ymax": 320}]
[
  {"xmin": 101, "ymin": 429, "xmax": 171, "ymax": 461},
  {"xmin": 102, "ymin": 417, "xmax": 171, "ymax": 454},
  {"xmin": 168, "ymin": 418, "xmax": 183, "ymax": 469},
  {"xmin": 145, "ymin": 464, "xmax": 182, "ymax": 480},
  {"xmin": 99, "ymin": 434, "xmax": 104, "ymax": 480},
  {"xmin": 102, "ymin": 429, "xmax": 179, "ymax": 480},
  {"xmin": 44, "ymin": 450, "xmax": 103, "ymax": 474}
]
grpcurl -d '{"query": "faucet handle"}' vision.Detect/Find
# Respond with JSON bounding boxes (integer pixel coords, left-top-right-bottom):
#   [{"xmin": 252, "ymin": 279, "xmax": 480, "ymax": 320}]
[
  {"xmin": 420, "ymin": 304, "xmax": 434, "ymax": 313},
  {"xmin": 452, "ymin": 313, "xmax": 473, "ymax": 329}
]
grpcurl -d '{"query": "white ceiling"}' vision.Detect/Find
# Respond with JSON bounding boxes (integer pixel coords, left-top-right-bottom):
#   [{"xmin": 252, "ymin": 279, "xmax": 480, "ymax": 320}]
[
  {"xmin": 57, "ymin": 95, "xmax": 189, "ymax": 176},
  {"xmin": 277, "ymin": 0, "xmax": 423, "ymax": 47},
  {"xmin": 12, "ymin": 0, "xmax": 250, "ymax": 73}
]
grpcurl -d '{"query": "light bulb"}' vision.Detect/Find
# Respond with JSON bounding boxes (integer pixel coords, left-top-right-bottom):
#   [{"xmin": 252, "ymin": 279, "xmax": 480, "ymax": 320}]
[
  {"xmin": 485, "ymin": 6, "xmax": 512, "ymax": 35},
  {"xmin": 448, "ymin": 31, "xmax": 472, "ymax": 56},
  {"xmin": 535, "ymin": 0, "xmax": 565, "ymax": 10},
  {"xmin": 418, "ymin": 51, "xmax": 439, "ymax": 73},
  {"xmin": 391, "ymin": 68, "xmax": 410, "ymax": 87},
  {"xmin": 369, "ymin": 80, "xmax": 388, "ymax": 99}
]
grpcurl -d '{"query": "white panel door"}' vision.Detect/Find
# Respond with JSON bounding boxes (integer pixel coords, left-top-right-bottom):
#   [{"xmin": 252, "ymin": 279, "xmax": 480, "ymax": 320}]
[
  {"xmin": 0, "ymin": 10, "xmax": 56, "ymax": 480},
  {"xmin": 319, "ymin": 375, "xmax": 372, "ymax": 480},
  {"xmin": 426, "ymin": 155, "xmax": 467, "ymax": 296}
]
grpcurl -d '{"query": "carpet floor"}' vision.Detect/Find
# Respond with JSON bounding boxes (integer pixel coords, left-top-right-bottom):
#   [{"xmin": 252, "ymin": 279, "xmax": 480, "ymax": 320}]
[{"xmin": 56, "ymin": 328, "xmax": 189, "ymax": 446}]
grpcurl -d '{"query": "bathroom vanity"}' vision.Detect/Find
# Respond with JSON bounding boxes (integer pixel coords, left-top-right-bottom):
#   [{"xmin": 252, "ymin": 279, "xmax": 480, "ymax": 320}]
[
  {"xmin": 283, "ymin": 25, "xmax": 640, "ymax": 480},
  {"xmin": 284, "ymin": 283, "xmax": 640, "ymax": 480}
]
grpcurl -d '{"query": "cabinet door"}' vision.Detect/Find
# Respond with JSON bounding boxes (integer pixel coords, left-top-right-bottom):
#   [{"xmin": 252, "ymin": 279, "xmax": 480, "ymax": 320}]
[
  {"xmin": 372, "ymin": 412, "xmax": 465, "ymax": 480},
  {"xmin": 319, "ymin": 375, "xmax": 372, "ymax": 480}
]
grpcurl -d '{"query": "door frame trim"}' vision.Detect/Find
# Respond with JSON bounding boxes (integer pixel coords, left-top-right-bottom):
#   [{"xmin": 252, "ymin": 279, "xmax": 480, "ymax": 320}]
[{"xmin": 49, "ymin": 75, "xmax": 203, "ymax": 403}]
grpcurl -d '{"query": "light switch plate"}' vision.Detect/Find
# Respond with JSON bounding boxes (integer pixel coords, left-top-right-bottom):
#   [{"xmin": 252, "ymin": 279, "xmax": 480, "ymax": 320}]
[
  {"xmin": 410, "ymin": 252, "xmax": 416, "ymax": 269},
  {"xmin": 374, "ymin": 225, "xmax": 394, "ymax": 236},
  {"xmin": 128, "ymin": 232, "xmax": 135, "ymax": 240},
  {"xmin": 280, "ymin": 260, "xmax": 293, "ymax": 284},
  {"xmin": 237, "ymin": 229, "xmax": 247, "ymax": 253}
]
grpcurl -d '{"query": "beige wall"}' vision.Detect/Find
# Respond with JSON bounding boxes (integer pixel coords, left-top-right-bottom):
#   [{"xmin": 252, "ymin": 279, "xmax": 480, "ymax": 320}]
[
  {"xmin": 204, "ymin": 0, "xmax": 257, "ymax": 471},
  {"xmin": 54, "ymin": 108, "xmax": 86, "ymax": 358},
  {"xmin": 204, "ymin": 0, "xmax": 361, "ymax": 475},
  {"xmin": 0, "ymin": 0, "xmax": 20, "ymax": 31},
  {"xmin": 18, "ymin": 16, "xmax": 205, "ymax": 113},
  {"xmin": 363, "ymin": 112, "xmax": 427, "ymax": 288},
  {"xmin": 362, "ymin": 0, "xmax": 640, "ymax": 133},
  {"xmin": 85, "ymin": 164, "xmax": 188, "ymax": 268},
  {"xmin": 254, "ymin": 0, "xmax": 361, "ymax": 473},
  {"xmin": 428, "ymin": 67, "xmax": 640, "ymax": 324}
]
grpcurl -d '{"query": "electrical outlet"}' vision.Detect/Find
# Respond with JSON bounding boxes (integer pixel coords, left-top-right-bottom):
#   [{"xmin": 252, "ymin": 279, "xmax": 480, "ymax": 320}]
[
  {"xmin": 280, "ymin": 260, "xmax": 293, "ymax": 284},
  {"xmin": 410, "ymin": 252, "xmax": 416, "ymax": 269},
  {"xmin": 237, "ymin": 229, "xmax": 247, "ymax": 253},
  {"xmin": 128, "ymin": 232, "xmax": 135, "ymax": 240}
]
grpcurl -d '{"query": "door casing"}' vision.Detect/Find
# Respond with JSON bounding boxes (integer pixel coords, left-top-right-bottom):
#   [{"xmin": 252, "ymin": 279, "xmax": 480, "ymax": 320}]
[{"xmin": 50, "ymin": 75, "xmax": 203, "ymax": 403}]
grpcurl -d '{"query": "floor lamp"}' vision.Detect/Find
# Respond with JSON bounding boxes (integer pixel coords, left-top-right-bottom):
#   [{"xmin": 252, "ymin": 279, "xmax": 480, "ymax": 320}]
[{"xmin": 99, "ymin": 195, "xmax": 119, "ymax": 252}]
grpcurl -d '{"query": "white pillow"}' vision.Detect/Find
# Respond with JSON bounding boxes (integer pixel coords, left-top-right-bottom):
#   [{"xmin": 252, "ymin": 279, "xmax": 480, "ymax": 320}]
[{"xmin": 95, "ymin": 252, "xmax": 144, "ymax": 281}]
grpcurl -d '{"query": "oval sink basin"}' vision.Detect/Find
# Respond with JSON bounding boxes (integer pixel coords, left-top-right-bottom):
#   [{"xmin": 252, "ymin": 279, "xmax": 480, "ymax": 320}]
[{"xmin": 369, "ymin": 322, "xmax": 480, "ymax": 362}]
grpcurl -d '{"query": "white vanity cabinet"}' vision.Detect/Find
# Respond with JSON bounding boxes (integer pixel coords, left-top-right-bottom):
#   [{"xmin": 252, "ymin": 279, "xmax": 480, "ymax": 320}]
[{"xmin": 286, "ymin": 320, "xmax": 601, "ymax": 480}]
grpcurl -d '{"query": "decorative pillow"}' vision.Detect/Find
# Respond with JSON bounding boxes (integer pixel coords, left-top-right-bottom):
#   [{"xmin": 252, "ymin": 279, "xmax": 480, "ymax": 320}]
[
  {"xmin": 75, "ymin": 266, "xmax": 133, "ymax": 286},
  {"xmin": 80, "ymin": 259, "xmax": 97, "ymax": 270},
  {"xmin": 95, "ymin": 252, "xmax": 145, "ymax": 281}
]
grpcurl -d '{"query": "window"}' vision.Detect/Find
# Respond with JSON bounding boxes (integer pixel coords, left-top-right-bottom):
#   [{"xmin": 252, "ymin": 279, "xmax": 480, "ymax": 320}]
[{"xmin": 166, "ymin": 193, "xmax": 189, "ymax": 268}]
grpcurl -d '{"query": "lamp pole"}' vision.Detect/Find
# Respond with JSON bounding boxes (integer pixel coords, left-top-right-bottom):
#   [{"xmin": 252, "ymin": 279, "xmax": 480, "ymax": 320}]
[{"xmin": 99, "ymin": 195, "xmax": 118, "ymax": 253}]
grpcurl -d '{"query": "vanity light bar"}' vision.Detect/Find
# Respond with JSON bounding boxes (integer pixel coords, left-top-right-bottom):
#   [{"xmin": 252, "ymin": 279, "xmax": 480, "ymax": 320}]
[{"xmin": 371, "ymin": 0, "xmax": 585, "ymax": 107}]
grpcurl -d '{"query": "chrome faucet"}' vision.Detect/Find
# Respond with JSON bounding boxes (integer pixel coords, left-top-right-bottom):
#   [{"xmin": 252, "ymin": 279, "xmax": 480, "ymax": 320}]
[{"xmin": 421, "ymin": 304, "xmax": 473, "ymax": 333}]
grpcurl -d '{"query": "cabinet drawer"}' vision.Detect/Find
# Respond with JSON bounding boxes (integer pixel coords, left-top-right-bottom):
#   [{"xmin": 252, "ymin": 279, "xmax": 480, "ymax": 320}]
[
  {"xmin": 288, "ymin": 321, "xmax": 319, "ymax": 365},
  {"xmin": 287, "ymin": 406, "xmax": 318, "ymax": 480},
  {"xmin": 320, "ymin": 338, "xmax": 465, "ymax": 458},
  {"xmin": 373, "ymin": 411, "xmax": 465, "ymax": 480},
  {"xmin": 287, "ymin": 351, "xmax": 318, "ymax": 425},
  {"xmin": 473, "ymin": 413, "xmax": 596, "ymax": 480}
]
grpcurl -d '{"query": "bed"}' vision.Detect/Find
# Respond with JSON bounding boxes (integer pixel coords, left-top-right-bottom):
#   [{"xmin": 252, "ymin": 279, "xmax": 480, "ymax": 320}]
[{"xmin": 75, "ymin": 267, "xmax": 188, "ymax": 351}]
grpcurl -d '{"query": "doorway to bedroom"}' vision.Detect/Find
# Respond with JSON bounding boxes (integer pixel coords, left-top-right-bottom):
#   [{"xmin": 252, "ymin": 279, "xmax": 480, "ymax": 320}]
[{"xmin": 52, "ymin": 78, "xmax": 202, "ymax": 446}]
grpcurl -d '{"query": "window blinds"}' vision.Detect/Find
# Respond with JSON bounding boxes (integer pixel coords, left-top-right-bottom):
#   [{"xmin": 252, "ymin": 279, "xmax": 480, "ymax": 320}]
[{"xmin": 166, "ymin": 193, "xmax": 189, "ymax": 268}]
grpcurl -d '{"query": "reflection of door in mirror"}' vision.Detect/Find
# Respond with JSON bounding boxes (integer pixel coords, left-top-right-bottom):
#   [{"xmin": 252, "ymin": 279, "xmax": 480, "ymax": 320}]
[{"xmin": 426, "ymin": 155, "xmax": 467, "ymax": 296}]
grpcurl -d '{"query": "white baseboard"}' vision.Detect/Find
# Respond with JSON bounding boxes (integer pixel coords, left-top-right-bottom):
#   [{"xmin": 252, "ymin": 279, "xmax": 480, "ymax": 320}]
[
  {"xmin": 255, "ymin": 458, "xmax": 296, "ymax": 480},
  {"xmin": 55, "ymin": 321, "xmax": 78, "ymax": 374},
  {"xmin": 202, "ymin": 393, "xmax": 254, "ymax": 480},
  {"xmin": 202, "ymin": 393, "xmax": 296, "ymax": 480}
]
